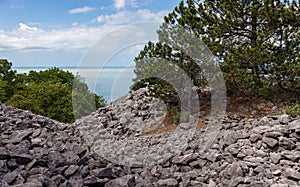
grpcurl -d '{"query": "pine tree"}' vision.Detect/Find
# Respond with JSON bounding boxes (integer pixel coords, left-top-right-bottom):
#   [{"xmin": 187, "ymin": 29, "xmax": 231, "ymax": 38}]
[{"xmin": 133, "ymin": 0, "xmax": 300, "ymax": 104}]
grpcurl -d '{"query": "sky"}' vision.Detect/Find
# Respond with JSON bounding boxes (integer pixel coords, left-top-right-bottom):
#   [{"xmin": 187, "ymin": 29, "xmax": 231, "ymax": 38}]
[{"xmin": 0, "ymin": 0, "xmax": 182, "ymax": 67}]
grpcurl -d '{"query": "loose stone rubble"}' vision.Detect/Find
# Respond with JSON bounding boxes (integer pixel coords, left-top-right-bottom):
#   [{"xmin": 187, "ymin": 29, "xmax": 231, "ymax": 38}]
[
  {"xmin": 76, "ymin": 88, "xmax": 219, "ymax": 167},
  {"xmin": 0, "ymin": 88, "xmax": 299, "ymax": 186}
]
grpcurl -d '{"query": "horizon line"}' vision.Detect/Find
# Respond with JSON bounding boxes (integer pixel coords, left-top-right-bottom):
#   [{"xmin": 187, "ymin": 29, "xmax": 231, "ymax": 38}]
[{"xmin": 13, "ymin": 66, "xmax": 135, "ymax": 69}]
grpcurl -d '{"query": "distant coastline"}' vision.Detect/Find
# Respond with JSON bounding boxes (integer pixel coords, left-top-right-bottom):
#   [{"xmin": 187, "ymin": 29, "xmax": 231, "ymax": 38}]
[
  {"xmin": 12, "ymin": 66, "xmax": 135, "ymax": 102},
  {"xmin": 13, "ymin": 66, "xmax": 135, "ymax": 70}
]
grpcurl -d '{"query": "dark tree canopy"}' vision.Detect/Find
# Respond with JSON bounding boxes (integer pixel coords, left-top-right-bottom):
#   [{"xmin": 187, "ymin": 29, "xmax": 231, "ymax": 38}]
[
  {"xmin": 133, "ymin": 0, "xmax": 300, "ymax": 106},
  {"xmin": 0, "ymin": 59, "xmax": 106, "ymax": 123},
  {"xmin": 0, "ymin": 59, "xmax": 17, "ymax": 101}
]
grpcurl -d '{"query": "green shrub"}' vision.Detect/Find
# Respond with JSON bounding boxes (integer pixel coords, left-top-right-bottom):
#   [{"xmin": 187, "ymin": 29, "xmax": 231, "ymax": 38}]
[
  {"xmin": 0, "ymin": 59, "xmax": 106, "ymax": 123},
  {"xmin": 283, "ymin": 104, "xmax": 300, "ymax": 118},
  {"xmin": 173, "ymin": 112, "xmax": 190, "ymax": 125}
]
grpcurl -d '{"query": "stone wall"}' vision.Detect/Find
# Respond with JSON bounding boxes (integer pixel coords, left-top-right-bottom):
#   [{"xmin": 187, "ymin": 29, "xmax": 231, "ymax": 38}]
[{"xmin": 0, "ymin": 88, "xmax": 299, "ymax": 186}]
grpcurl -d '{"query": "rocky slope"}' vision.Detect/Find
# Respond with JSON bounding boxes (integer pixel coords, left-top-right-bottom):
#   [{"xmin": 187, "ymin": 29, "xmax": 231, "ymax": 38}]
[{"xmin": 0, "ymin": 89, "xmax": 300, "ymax": 187}]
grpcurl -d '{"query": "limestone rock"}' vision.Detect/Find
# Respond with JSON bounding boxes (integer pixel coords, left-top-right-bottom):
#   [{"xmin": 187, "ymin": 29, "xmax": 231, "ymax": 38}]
[
  {"xmin": 0, "ymin": 89, "xmax": 299, "ymax": 186},
  {"xmin": 157, "ymin": 178, "xmax": 178, "ymax": 187},
  {"xmin": 104, "ymin": 175, "xmax": 135, "ymax": 187},
  {"xmin": 262, "ymin": 136, "xmax": 278, "ymax": 147}
]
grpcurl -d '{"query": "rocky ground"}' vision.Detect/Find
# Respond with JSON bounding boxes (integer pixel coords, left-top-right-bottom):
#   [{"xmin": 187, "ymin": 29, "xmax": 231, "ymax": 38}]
[{"xmin": 0, "ymin": 88, "xmax": 300, "ymax": 186}]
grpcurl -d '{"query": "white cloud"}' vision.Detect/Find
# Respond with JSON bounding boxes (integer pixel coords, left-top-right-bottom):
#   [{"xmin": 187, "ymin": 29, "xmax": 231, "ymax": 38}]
[
  {"xmin": 128, "ymin": 0, "xmax": 138, "ymax": 8},
  {"xmin": 113, "ymin": 0, "xmax": 138, "ymax": 10},
  {"xmin": 0, "ymin": 23, "xmax": 115, "ymax": 52},
  {"xmin": 68, "ymin": 6, "xmax": 94, "ymax": 14},
  {"xmin": 0, "ymin": 9, "xmax": 166, "ymax": 53},
  {"xmin": 10, "ymin": 4, "xmax": 24, "ymax": 9},
  {"xmin": 18, "ymin": 23, "xmax": 39, "ymax": 32},
  {"xmin": 114, "ymin": 0, "xmax": 125, "ymax": 10},
  {"xmin": 95, "ymin": 9, "xmax": 168, "ymax": 25},
  {"xmin": 96, "ymin": 15, "xmax": 105, "ymax": 23},
  {"xmin": 71, "ymin": 22, "xmax": 79, "ymax": 27}
]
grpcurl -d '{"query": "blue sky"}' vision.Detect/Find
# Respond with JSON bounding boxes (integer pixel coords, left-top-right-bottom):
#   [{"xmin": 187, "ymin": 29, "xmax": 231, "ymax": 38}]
[{"xmin": 0, "ymin": 0, "xmax": 181, "ymax": 67}]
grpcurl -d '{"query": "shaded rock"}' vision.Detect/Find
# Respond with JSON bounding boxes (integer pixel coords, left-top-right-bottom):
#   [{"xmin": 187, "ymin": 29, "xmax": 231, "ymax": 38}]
[
  {"xmin": 64, "ymin": 165, "xmax": 79, "ymax": 177},
  {"xmin": 51, "ymin": 174, "xmax": 66, "ymax": 185},
  {"xmin": 220, "ymin": 162, "xmax": 243, "ymax": 180},
  {"xmin": 172, "ymin": 153, "xmax": 195, "ymax": 165},
  {"xmin": 229, "ymin": 176, "xmax": 244, "ymax": 187},
  {"xmin": 157, "ymin": 178, "xmax": 178, "ymax": 187},
  {"xmin": 104, "ymin": 175, "xmax": 135, "ymax": 187},
  {"xmin": 223, "ymin": 131, "xmax": 238, "ymax": 145},
  {"xmin": 279, "ymin": 137, "xmax": 296, "ymax": 150},
  {"xmin": 278, "ymin": 114, "xmax": 290, "ymax": 124},
  {"xmin": 83, "ymin": 176, "xmax": 109, "ymax": 186},
  {"xmin": 270, "ymin": 184, "xmax": 288, "ymax": 187},
  {"xmin": 2, "ymin": 171, "xmax": 18, "ymax": 184},
  {"xmin": 0, "ymin": 92, "xmax": 300, "ymax": 187},
  {"xmin": 288, "ymin": 119, "xmax": 300, "ymax": 130},
  {"xmin": 264, "ymin": 132, "xmax": 282, "ymax": 138},
  {"xmin": 0, "ymin": 180, "xmax": 9, "ymax": 187},
  {"xmin": 285, "ymin": 168, "xmax": 300, "ymax": 180},
  {"xmin": 262, "ymin": 136, "xmax": 278, "ymax": 147},
  {"xmin": 270, "ymin": 153, "xmax": 281, "ymax": 164},
  {"xmin": 3, "ymin": 130, "xmax": 33, "ymax": 144},
  {"xmin": 224, "ymin": 144, "xmax": 240, "ymax": 155},
  {"xmin": 13, "ymin": 154, "xmax": 33, "ymax": 165},
  {"xmin": 0, "ymin": 147, "xmax": 10, "ymax": 160},
  {"xmin": 13, "ymin": 181, "xmax": 43, "ymax": 187},
  {"xmin": 91, "ymin": 167, "xmax": 114, "ymax": 179}
]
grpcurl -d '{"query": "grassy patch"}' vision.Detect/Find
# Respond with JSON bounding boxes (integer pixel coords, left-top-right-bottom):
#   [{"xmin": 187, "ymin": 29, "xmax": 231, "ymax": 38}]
[{"xmin": 282, "ymin": 104, "xmax": 300, "ymax": 118}]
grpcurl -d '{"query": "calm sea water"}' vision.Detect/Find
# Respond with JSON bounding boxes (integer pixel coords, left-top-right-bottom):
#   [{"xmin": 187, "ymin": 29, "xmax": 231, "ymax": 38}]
[{"xmin": 13, "ymin": 67, "xmax": 135, "ymax": 102}]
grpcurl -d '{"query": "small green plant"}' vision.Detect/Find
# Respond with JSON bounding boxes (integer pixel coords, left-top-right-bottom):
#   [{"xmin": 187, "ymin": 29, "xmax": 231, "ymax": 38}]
[
  {"xmin": 173, "ymin": 111, "xmax": 190, "ymax": 125},
  {"xmin": 283, "ymin": 104, "xmax": 300, "ymax": 118}
]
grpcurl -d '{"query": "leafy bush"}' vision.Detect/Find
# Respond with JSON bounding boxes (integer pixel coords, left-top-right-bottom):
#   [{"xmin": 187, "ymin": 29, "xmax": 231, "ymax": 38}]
[
  {"xmin": 283, "ymin": 104, "xmax": 300, "ymax": 118},
  {"xmin": 0, "ymin": 59, "xmax": 106, "ymax": 123}
]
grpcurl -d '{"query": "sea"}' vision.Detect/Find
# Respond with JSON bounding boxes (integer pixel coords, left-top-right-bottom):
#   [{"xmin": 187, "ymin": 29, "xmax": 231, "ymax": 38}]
[{"xmin": 13, "ymin": 66, "xmax": 136, "ymax": 103}]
